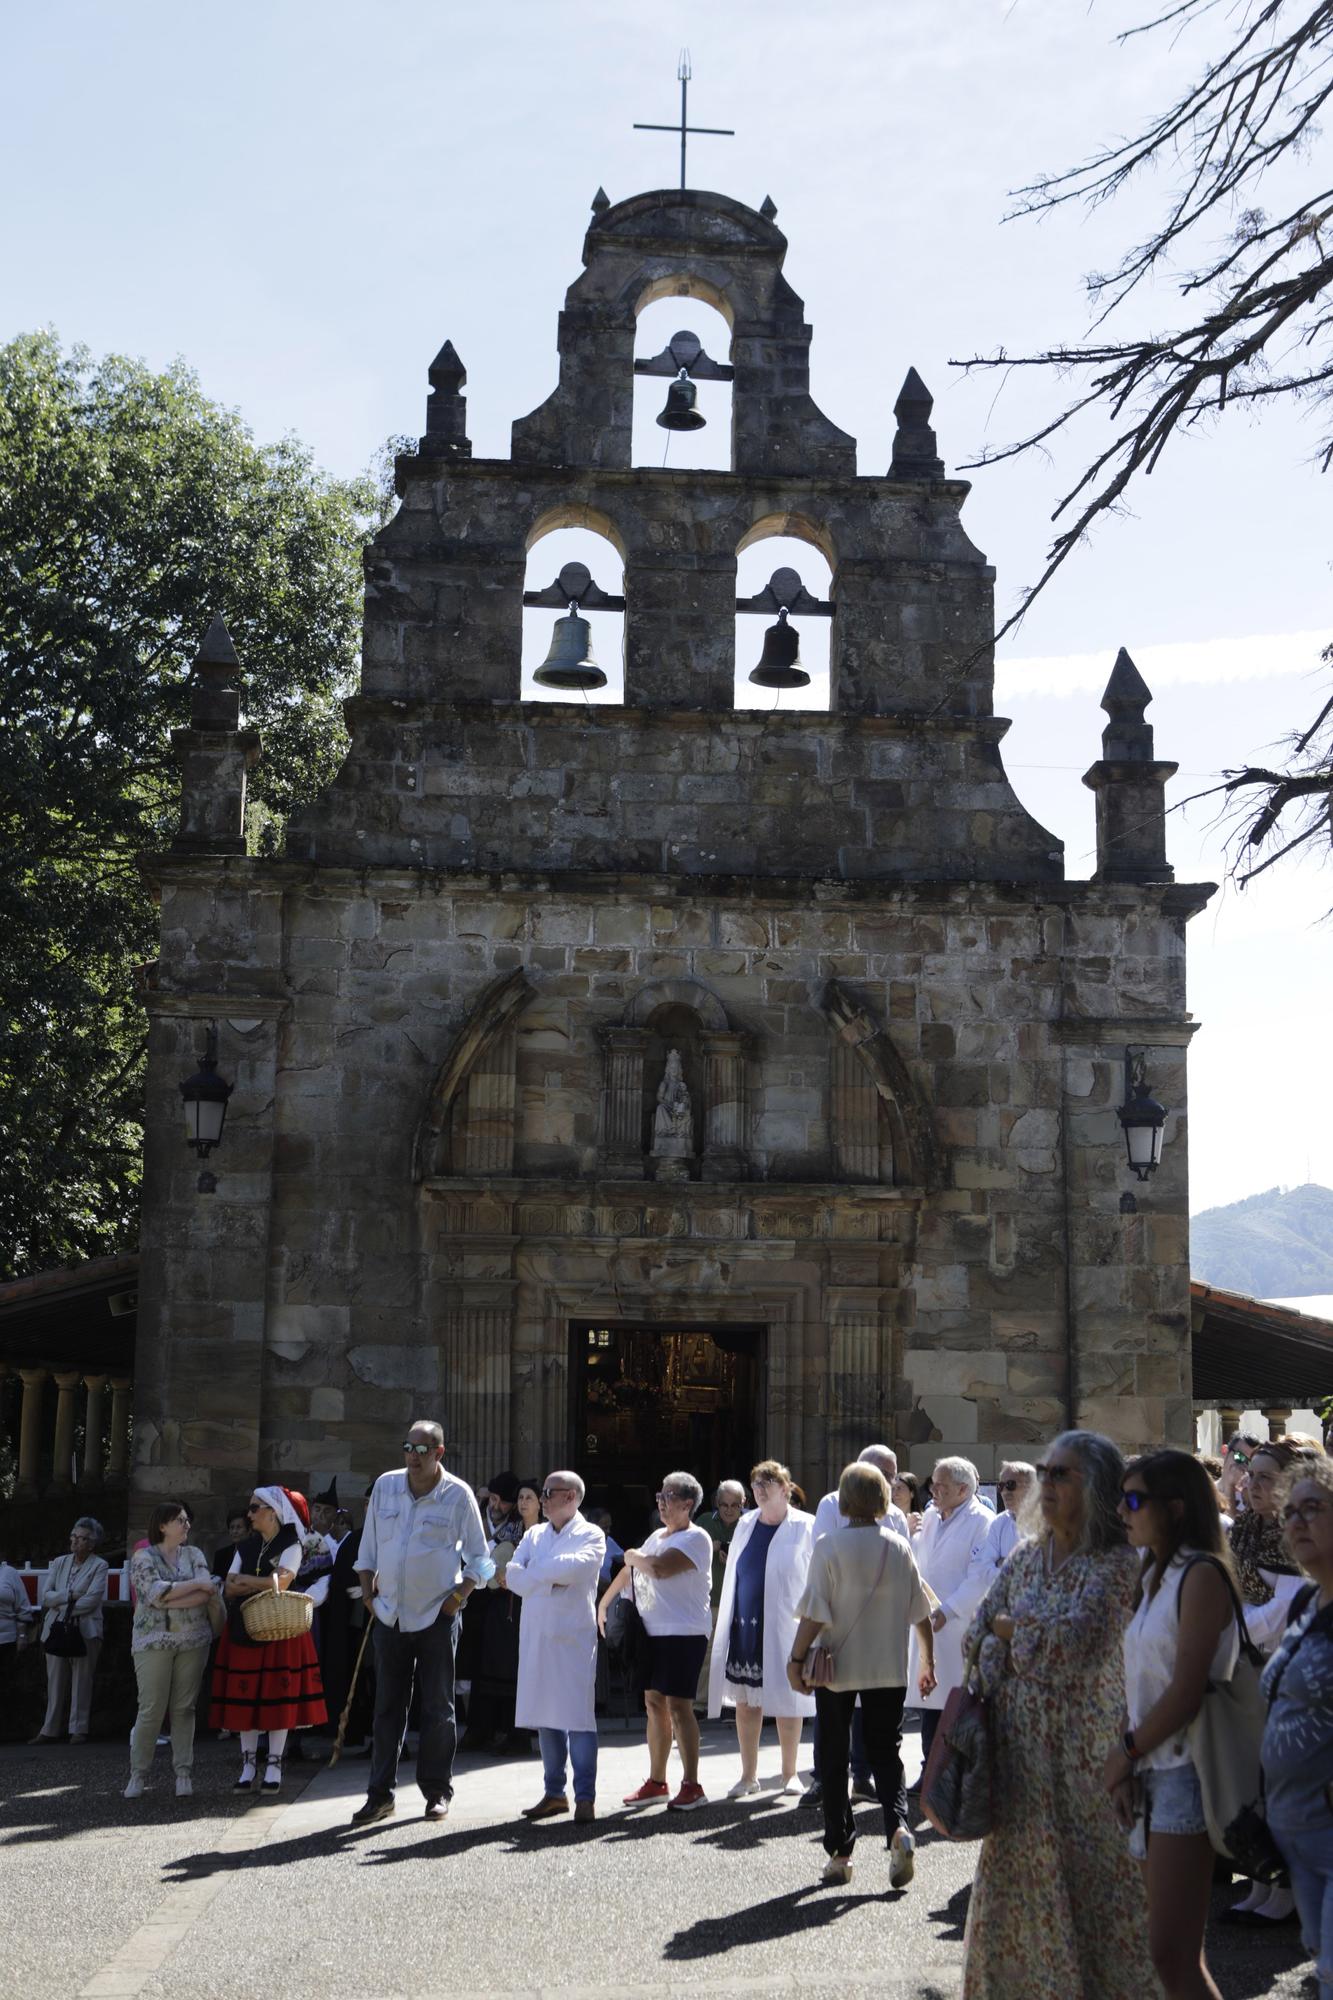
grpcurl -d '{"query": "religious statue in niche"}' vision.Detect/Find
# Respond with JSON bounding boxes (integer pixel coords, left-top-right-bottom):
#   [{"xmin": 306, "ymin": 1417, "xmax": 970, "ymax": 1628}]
[{"xmin": 650, "ymin": 1048, "xmax": 694, "ymax": 1181}]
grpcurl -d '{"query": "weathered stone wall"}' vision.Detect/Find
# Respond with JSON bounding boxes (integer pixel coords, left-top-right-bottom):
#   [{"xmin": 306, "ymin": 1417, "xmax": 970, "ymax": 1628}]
[{"xmin": 135, "ymin": 865, "xmax": 1204, "ymax": 1528}]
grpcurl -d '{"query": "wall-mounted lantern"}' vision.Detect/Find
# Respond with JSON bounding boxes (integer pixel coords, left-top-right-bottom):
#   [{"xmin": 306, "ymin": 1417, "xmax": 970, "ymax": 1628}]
[
  {"xmin": 1118, "ymin": 1047, "xmax": 1167, "ymax": 1182},
  {"xmin": 179, "ymin": 1023, "xmax": 233, "ymax": 1161}
]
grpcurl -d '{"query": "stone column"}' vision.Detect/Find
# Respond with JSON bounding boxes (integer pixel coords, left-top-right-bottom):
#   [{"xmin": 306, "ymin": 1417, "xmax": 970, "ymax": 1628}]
[
  {"xmin": 701, "ymin": 1032, "xmax": 748, "ymax": 1182},
  {"xmin": 601, "ymin": 1027, "xmax": 647, "ymax": 1178},
  {"xmin": 107, "ymin": 1378, "xmax": 133, "ymax": 1483},
  {"xmin": 824, "ymin": 1290, "xmax": 889, "ymax": 1474},
  {"xmin": 51, "ymin": 1372, "xmax": 82, "ymax": 1489},
  {"xmin": 1218, "ymin": 1406, "xmax": 1242, "ymax": 1444},
  {"xmin": 1264, "ymin": 1407, "xmax": 1292, "ymax": 1443},
  {"xmin": 81, "ymin": 1375, "xmax": 108, "ymax": 1488},
  {"xmin": 16, "ymin": 1368, "xmax": 47, "ymax": 1495}
]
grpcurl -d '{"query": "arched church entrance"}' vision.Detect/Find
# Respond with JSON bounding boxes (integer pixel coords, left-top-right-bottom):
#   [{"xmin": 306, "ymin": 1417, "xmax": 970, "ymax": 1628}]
[{"xmin": 571, "ymin": 1320, "xmax": 763, "ymax": 1545}]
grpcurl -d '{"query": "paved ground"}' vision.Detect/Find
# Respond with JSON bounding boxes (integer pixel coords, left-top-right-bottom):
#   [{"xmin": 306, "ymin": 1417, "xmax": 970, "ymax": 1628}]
[{"xmin": 1, "ymin": 1720, "xmax": 1315, "ymax": 2000}]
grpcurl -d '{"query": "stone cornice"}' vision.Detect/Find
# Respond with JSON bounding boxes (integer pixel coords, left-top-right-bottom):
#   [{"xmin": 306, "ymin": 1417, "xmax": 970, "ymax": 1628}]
[{"xmin": 1053, "ymin": 1016, "xmax": 1201, "ymax": 1047}]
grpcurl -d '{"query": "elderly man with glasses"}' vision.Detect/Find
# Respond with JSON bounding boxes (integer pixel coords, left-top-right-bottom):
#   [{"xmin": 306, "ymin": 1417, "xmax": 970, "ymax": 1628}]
[
  {"xmin": 350, "ymin": 1419, "xmax": 491, "ymax": 1827},
  {"xmin": 501, "ymin": 1471, "xmax": 605, "ymax": 1822}
]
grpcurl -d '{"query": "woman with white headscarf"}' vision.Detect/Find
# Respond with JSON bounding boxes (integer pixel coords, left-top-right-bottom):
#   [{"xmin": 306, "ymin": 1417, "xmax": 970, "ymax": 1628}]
[{"xmin": 208, "ymin": 1486, "xmax": 326, "ymax": 1792}]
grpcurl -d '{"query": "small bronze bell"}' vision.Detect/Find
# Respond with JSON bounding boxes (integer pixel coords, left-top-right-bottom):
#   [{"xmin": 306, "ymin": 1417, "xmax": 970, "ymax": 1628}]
[
  {"xmin": 748, "ymin": 607, "xmax": 809, "ymax": 689},
  {"xmin": 656, "ymin": 367, "xmax": 706, "ymax": 432},
  {"xmin": 533, "ymin": 606, "xmax": 607, "ymax": 691}
]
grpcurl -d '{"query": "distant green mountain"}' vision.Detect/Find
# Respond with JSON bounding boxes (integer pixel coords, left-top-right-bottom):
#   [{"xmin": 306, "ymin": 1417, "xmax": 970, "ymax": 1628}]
[{"xmin": 1191, "ymin": 1184, "xmax": 1333, "ymax": 1300}]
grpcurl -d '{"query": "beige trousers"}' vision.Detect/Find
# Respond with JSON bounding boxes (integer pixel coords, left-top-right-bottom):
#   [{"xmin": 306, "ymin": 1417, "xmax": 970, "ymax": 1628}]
[
  {"xmin": 42, "ymin": 1641, "xmax": 102, "ymax": 1738},
  {"xmin": 129, "ymin": 1644, "xmax": 210, "ymax": 1776}
]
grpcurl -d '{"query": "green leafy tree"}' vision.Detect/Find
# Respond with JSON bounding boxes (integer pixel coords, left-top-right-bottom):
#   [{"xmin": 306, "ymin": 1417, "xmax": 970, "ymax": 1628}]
[{"xmin": 0, "ymin": 331, "xmax": 376, "ymax": 1279}]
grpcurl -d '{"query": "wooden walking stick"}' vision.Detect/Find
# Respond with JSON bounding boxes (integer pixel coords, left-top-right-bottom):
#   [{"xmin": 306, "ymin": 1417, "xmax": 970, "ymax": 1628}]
[{"xmin": 327, "ymin": 1617, "xmax": 374, "ymax": 1768}]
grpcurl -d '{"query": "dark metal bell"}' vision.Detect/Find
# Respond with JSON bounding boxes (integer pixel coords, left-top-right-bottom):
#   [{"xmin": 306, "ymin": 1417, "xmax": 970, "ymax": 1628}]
[
  {"xmin": 656, "ymin": 367, "xmax": 706, "ymax": 432},
  {"xmin": 748, "ymin": 607, "xmax": 809, "ymax": 689},
  {"xmin": 533, "ymin": 609, "xmax": 607, "ymax": 691}
]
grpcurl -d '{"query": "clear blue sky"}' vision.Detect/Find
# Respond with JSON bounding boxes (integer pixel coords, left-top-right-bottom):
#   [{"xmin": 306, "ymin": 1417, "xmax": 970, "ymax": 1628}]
[{"xmin": 5, "ymin": 1, "xmax": 1330, "ymax": 1220}]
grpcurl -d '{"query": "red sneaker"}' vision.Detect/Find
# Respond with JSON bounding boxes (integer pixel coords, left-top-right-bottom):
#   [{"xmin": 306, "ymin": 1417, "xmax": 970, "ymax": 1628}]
[
  {"xmin": 622, "ymin": 1778, "xmax": 670, "ymax": 1806},
  {"xmin": 668, "ymin": 1781, "xmax": 707, "ymax": 1811}
]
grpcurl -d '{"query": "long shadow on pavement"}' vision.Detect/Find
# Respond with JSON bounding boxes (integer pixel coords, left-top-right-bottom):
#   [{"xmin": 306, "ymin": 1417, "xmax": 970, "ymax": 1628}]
[{"xmin": 663, "ymin": 1880, "xmax": 911, "ymax": 1960}]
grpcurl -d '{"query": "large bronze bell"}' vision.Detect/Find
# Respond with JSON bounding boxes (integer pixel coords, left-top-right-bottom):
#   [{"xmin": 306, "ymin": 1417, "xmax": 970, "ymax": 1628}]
[
  {"xmin": 533, "ymin": 607, "xmax": 607, "ymax": 691},
  {"xmin": 656, "ymin": 367, "xmax": 706, "ymax": 432},
  {"xmin": 748, "ymin": 607, "xmax": 809, "ymax": 689}
]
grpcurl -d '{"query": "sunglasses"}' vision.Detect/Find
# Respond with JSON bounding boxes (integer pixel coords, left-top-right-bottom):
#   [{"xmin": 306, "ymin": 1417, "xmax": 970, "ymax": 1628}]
[
  {"xmin": 541, "ymin": 1486, "xmax": 573, "ymax": 1501},
  {"xmin": 655, "ymin": 1489, "xmax": 688, "ymax": 1503},
  {"xmin": 1282, "ymin": 1499, "xmax": 1331, "ymax": 1527},
  {"xmin": 999, "ymin": 1480, "xmax": 1024, "ymax": 1494},
  {"xmin": 1228, "ymin": 1450, "xmax": 1251, "ymax": 1467},
  {"xmin": 1035, "ymin": 1464, "xmax": 1076, "ymax": 1483},
  {"xmin": 1120, "ymin": 1490, "xmax": 1149, "ymax": 1511},
  {"xmin": 402, "ymin": 1441, "xmax": 434, "ymax": 1456}
]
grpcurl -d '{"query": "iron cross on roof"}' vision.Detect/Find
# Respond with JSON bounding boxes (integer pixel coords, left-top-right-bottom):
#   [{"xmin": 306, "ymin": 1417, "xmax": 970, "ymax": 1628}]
[{"xmin": 633, "ymin": 50, "xmax": 734, "ymax": 191}]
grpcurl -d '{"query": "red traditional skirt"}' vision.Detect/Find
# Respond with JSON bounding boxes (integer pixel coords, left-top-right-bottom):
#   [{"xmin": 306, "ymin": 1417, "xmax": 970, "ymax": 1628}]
[{"xmin": 208, "ymin": 1625, "xmax": 327, "ymax": 1732}]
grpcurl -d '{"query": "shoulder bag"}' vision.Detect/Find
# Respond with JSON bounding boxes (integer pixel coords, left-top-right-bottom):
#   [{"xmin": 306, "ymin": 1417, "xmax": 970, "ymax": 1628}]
[
  {"xmin": 1183, "ymin": 1555, "xmax": 1287, "ymax": 1878},
  {"xmin": 921, "ymin": 1630, "xmax": 994, "ymax": 1842}
]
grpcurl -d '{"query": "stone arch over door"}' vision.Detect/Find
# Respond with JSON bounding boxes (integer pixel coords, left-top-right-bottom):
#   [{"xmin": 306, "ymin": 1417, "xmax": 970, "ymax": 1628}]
[{"xmin": 602, "ymin": 978, "xmax": 749, "ymax": 1182}]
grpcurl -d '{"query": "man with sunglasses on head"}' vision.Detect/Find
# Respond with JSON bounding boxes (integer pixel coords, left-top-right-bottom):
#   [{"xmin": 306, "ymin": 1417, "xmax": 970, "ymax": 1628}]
[{"xmin": 350, "ymin": 1419, "xmax": 491, "ymax": 1827}]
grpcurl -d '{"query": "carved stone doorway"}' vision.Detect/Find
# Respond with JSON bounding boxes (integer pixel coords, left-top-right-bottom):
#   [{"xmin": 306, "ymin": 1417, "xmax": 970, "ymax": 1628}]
[{"xmin": 570, "ymin": 1321, "xmax": 763, "ymax": 1548}]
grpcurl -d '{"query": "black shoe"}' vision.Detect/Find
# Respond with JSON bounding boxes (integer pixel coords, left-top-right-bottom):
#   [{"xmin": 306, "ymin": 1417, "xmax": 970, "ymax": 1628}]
[
  {"xmin": 423, "ymin": 1796, "xmax": 449, "ymax": 1821},
  {"xmin": 799, "ymin": 1783, "xmax": 824, "ymax": 1809},
  {"xmin": 349, "ymin": 1797, "xmax": 395, "ymax": 1826}
]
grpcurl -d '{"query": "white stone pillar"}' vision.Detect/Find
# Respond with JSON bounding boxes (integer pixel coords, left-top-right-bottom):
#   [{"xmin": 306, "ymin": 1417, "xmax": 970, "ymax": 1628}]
[
  {"xmin": 16, "ymin": 1367, "xmax": 47, "ymax": 1495},
  {"xmin": 701, "ymin": 1031, "xmax": 748, "ymax": 1181},
  {"xmin": 51, "ymin": 1371, "xmax": 81, "ymax": 1489},
  {"xmin": 81, "ymin": 1375, "xmax": 108, "ymax": 1488}
]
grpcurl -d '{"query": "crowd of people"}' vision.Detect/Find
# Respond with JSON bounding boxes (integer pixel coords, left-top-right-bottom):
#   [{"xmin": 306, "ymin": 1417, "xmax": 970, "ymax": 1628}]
[{"xmin": 4, "ymin": 1418, "xmax": 1332, "ymax": 1998}]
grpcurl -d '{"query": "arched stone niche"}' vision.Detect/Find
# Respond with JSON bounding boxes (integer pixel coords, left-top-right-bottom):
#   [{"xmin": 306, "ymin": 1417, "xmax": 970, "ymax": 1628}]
[
  {"xmin": 821, "ymin": 980, "xmax": 943, "ymax": 1192},
  {"xmin": 601, "ymin": 978, "xmax": 749, "ymax": 1183},
  {"xmin": 412, "ymin": 970, "xmax": 535, "ymax": 1181}
]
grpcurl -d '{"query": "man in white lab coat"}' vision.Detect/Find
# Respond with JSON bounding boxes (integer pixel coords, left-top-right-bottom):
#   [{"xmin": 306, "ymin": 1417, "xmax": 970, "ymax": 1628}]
[
  {"xmin": 502, "ymin": 1470, "xmax": 605, "ymax": 1823},
  {"xmin": 907, "ymin": 1456, "xmax": 993, "ymax": 1772}
]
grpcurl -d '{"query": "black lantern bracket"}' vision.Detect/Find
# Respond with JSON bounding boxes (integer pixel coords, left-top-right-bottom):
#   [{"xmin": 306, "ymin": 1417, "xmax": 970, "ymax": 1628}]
[
  {"xmin": 1118, "ymin": 1045, "xmax": 1168, "ymax": 1183},
  {"xmin": 523, "ymin": 560, "xmax": 626, "ymax": 612},
  {"xmin": 179, "ymin": 1020, "xmax": 234, "ymax": 1173},
  {"xmin": 736, "ymin": 566, "xmax": 834, "ymax": 619}
]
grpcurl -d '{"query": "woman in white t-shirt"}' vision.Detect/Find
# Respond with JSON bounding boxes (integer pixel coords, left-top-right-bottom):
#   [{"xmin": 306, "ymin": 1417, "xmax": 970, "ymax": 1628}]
[
  {"xmin": 1102, "ymin": 1449, "xmax": 1239, "ymax": 2000},
  {"xmin": 599, "ymin": 1470, "xmax": 712, "ymax": 1812}
]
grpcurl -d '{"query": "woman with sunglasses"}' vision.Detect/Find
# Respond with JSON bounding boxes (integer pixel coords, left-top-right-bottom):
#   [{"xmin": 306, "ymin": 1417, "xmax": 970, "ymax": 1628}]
[
  {"xmin": 1261, "ymin": 1453, "xmax": 1333, "ymax": 1995},
  {"xmin": 209, "ymin": 1486, "xmax": 326, "ymax": 1792},
  {"xmin": 1219, "ymin": 1432, "xmax": 1263, "ymax": 1514},
  {"xmin": 124, "ymin": 1502, "xmax": 220, "ymax": 1800},
  {"xmin": 1102, "ymin": 1450, "xmax": 1237, "ymax": 1999},
  {"xmin": 961, "ymin": 1431, "xmax": 1158, "ymax": 2000}
]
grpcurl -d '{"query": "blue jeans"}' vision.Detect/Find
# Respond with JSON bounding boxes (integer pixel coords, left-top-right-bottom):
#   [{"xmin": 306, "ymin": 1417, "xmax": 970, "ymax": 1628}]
[
  {"xmin": 1274, "ymin": 1821, "xmax": 1333, "ymax": 1994},
  {"xmin": 539, "ymin": 1726, "xmax": 598, "ymax": 1803}
]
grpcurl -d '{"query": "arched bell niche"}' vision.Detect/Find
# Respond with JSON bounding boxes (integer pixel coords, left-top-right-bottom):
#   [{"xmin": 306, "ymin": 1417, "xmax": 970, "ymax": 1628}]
[
  {"xmin": 631, "ymin": 294, "xmax": 734, "ymax": 473},
  {"xmin": 734, "ymin": 517, "xmax": 834, "ymax": 713},
  {"xmin": 522, "ymin": 511, "xmax": 626, "ymax": 705}
]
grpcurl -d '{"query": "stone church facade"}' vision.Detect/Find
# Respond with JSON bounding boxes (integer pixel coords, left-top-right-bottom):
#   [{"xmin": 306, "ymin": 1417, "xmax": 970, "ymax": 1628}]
[{"xmin": 134, "ymin": 189, "xmax": 1211, "ymax": 1533}]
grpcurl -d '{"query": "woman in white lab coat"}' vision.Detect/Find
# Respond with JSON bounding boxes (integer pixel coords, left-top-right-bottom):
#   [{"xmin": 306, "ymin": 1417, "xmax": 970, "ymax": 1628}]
[
  {"xmin": 708, "ymin": 1460, "xmax": 815, "ymax": 1796},
  {"xmin": 907, "ymin": 1457, "xmax": 994, "ymax": 1770},
  {"xmin": 502, "ymin": 1470, "xmax": 605, "ymax": 1823}
]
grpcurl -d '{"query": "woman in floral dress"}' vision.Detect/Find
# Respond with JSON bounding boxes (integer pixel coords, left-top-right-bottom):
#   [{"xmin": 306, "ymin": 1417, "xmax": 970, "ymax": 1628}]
[{"xmin": 961, "ymin": 1431, "xmax": 1161, "ymax": 2000}]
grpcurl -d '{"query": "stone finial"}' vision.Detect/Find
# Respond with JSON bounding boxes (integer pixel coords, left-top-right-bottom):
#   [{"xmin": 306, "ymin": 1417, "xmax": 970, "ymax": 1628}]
[
  {"xmin": 172, "ymin": 615, "xmax": 260, "ymax": 855},
  {"xmin": 760, "ymin": 194, "xmax": 778, "ymax": 219},
  {"xmin": 188, "ymin": 614, "xmax": 242, "ymax": 730},
  {"xmin": 1099, "ymin": 646, "xmax": 1155, "ymax": 761},
  {"xmin": 591, "ymin": 186, "xmax": 610, "ymax": 213},
  {"xmin": 421, "ymin": 340, "xmax": 471, "ymax": 459},
  {"xmin": 1082, "ymin": 645, "xmax": 1178, "ymax": 883},
  {"xmin": 889, "ymin": 367, "xmax": 945, "ymax": 478}
]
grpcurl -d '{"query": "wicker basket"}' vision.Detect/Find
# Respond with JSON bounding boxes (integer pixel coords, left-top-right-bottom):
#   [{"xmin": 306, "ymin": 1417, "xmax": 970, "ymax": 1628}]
[{"xmin": 241, "ymin": 1579, "xmax": 313, "ymax": 1643}]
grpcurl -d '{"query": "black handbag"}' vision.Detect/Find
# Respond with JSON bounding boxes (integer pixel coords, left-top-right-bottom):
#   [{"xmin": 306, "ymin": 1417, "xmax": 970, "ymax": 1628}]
[
  {"xmin": 44, "ymin": 1611, "xmax": 86, "ymax": 1659},
  {"xmin": 607, "ymin": 1580, "xmax": 654, "ymax": 1694}
]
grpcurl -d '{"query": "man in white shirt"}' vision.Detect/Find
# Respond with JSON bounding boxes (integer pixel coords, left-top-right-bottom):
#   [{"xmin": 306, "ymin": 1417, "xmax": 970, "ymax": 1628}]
[
  {"xmin": 971, "ymin": 1461, "xmax": 1035, "ymax": 1578},
  {"xmin": 804, "ymin": 1445, "xmax": 909, "ymax": 1812},
  {"xmin": 908, "ymin": 1456, "xmax": 993, "ymax": 1771},
  {"xmin": 351, "ymin": 1419, "xmax": 490, "ymax": 1826}
]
